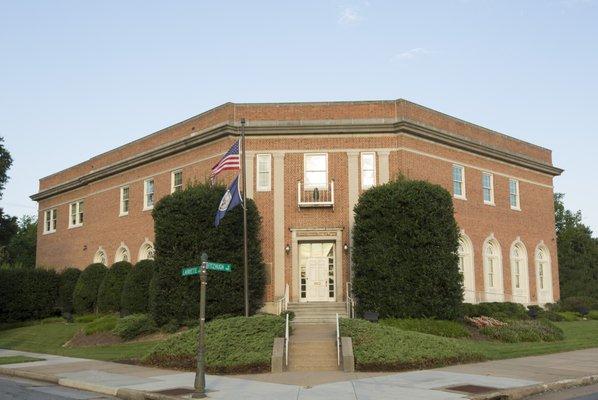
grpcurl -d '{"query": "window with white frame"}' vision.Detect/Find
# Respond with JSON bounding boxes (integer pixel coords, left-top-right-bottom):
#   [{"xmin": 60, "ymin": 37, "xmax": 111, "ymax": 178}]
[
  {"xmin": 120, "ymin": 186, "xmax": 129, "ymax": 215},
  {"xmin": 361, "ymin": 152, "xmax": 376, "ymax": 189},
  {"xmin": 535, "ymin": 245, "xmax": 553, "ymax": 304},
  {"xmin": 482, "ymin": 172, "xmax": 494, "ymax": 205},
  {"xmin": 452, "ymin": 165, "xmax": 466, "ymax": 199},
  {"xmin": 144, "ymin": 179, "xmax": 155, "ymax": 209},
  {"xmin": 304, "ymin": 153, "xmax": 328, "ymax": 189},
  {"xmin": 69, "ymin": 201, "xmax": 84, "ymax": 228},
  {"xmin": 171, "ymin": 170, "xmax": 183, "ymax": 193},
  {"xmin": 509, "ymin": 179, "xmax": 520, "ymax": 210},
  {"xmin": 256, "ymin": 154, "xmax": 272, "ymax": 191},
  {"xmin": 43, "ymin": 208, "xmax": 57, "ymax": 233}
]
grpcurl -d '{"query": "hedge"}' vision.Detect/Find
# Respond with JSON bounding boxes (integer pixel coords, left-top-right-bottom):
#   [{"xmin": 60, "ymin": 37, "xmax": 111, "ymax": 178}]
[
  {"xmin": 480, "ymin": 320, "xmax": 564, "ymax": 343},
  {"xmin": 352, "ymin": 179, "xmax": 463, "ymax": 320},
  {"xmin": 381, "ymin": 318, "xmax": 470, "ymax": 338},
  {"xmin": 58, "ymin": 268, "xmax": 81, "ymax": 313},
  {"xmin": 72, "ymin": 263, "xmax": 108, "ymax": 314},
  {"xmin": 113, "ymin": 314, "xmax": 157, "ymax": 340},
  {"xmin": 0, "ymin": 268, "xmax": 59, "ymax": 323},
  {"xmin": 150, "ymin": 183, "xmax": 265, "ymax": 325},
  {"xmin": 120, "ymin": 260, "xmax": 155, "ymax": 315},
  {"xmin": 97, "ymin": 261, "xmax": 132, "ymax": 313},
  {"xmin": 462, "ymin": 302, "xmax": 529, "ymax": 320}
]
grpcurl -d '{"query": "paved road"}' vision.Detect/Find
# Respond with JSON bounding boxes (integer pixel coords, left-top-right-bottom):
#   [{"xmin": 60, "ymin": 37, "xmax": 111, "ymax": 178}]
[
  {"xmin": 0, "ymin": 375, "xmax": 117, "ymax": 400},
  {"xmin": 525, "ymin": 383, "xmax": 598, "ymax": 400}
]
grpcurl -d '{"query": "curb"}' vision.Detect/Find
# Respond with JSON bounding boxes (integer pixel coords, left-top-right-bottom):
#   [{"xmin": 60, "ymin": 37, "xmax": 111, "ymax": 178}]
[
  {"xmin": 0, "ymin": 367, "xmax": 181, "ymax": 400},
  {"xmin": 469, "ymin": 374, "xmax": 598, "ymax": 400}
]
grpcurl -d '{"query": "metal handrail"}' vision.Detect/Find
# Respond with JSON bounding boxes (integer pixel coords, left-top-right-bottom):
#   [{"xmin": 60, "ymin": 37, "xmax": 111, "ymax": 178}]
[
  {"xmin": 346, "ymin": 282, "xmax": 355, "ymax": 318},
  {"xmin": 275, "ymin": 283, "xmax": 289, "ymax": 315},
  {"xmin": 336, "ymin": 312, "xmax": 340, "ymax": 366},
  {"xmin": 285, "ymin": 313, "xmax": 289, "ymax": 367}
]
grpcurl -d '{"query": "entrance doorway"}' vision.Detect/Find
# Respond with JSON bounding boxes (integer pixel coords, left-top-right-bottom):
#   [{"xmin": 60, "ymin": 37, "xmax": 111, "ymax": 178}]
[{"xmin": 299, "ymin": 242, "xmax": 335, "ymax": 302}]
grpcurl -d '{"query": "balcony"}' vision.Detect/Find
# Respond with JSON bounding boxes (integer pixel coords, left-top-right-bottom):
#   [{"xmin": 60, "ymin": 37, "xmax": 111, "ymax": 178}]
[{"xmin": 297, "ymin": 180, "xmax": 334, "ymax": 208}]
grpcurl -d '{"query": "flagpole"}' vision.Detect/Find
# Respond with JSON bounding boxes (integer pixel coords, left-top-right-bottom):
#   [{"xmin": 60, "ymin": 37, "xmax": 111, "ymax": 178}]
[{"xmin": 240, "ymin": 118, "xmax": 249, "ymax": 317}]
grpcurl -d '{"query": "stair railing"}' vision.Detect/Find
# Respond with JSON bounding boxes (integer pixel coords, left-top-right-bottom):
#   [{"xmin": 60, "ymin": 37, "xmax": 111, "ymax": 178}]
[
  {"xmin": 346, "ymin": 282, "xmax": 355, "ymax": 318},
  {"xmin": 275, "ymin": 283, "xmax": 289, "ymax": 315},
  {"xmin": 285, "ymin": 312, "xmax": 289, "ymax": 367},
  {"xmin": 336, "ymin": 312, "xmax": 340, "ymax": 366}
]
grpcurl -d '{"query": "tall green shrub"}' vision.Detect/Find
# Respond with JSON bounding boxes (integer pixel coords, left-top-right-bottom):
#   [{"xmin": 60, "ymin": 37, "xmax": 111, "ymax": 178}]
[
  {"xmin": 58, "ymin": 268, "xmax": 81, "ymax": 313},
  {"xmin": 97, "ymin": 261, "xmax": 132, "ymax": 313},
  {"xmin": 150, "ymin": 183, "xmax": 265, "ymax": 326},
  {"xmin": 121, "ymin": 260, "xmax": 155, "ymax": 315},
  {"xmin": 0, "ymin": 268, "xmax": 59, "ymax": 322},
  {"xmin": 352, "ymin": 178, "xmax": 463, "ymax": 320},
  {"xmin": 72, "ymin": 263, "xmax": 108, "ymax": 314}
]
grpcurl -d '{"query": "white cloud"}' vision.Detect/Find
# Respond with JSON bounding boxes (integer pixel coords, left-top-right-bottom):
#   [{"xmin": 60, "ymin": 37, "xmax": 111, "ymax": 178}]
[
  {"xmin": 338, "ymin": 6, "xmax": 362, "ymax": 25},
  {"xmin": 392, "ymin": 48, "xmax": 431, "ymax": 62}
]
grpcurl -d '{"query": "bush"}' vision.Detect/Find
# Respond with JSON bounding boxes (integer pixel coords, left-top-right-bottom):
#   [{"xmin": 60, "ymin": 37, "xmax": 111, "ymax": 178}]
[
  {"xmin": 352, "ymin": 179, "xmax": 463, "ymax": 320},
  {"xmin": 112, "ymin": 314, "xmax": 157, "ymax": 340},
  {"xmin": 83, "ymin": 314, "xmax": 119, "ymax": 335},
  {"xmin": 557, "ymin": 311, "xmax": 582, "ymax": 322},
  {"xmin": 554, "ymin": 297, "xmax": 598, "ymax": 313},
  {"xmin": 74, "ymin": 314, "xmax": 99, "ymax": 323},
  {"xmin": 97, "ymin": 261, "xmax": 132, "ymax": 313},
  {"xmin": 150, "ymin": 183, "xmax": 265, "ymax": 325},
  {"xmin": 588, "ymin": 310, "xmax": 598, "ymax": 320},
  {"xmin": 340, "ymin": 318, "xmax": 483, "ymax": 371},
  {"xmin": 480, "ymin": 319, "xmax": 564, "ymax": 343},
  {"xmin": 161, "ymin": 319, "xmax": 180, "ymax": 334},
  {"xmin": 462, "ymin": 302, "xmax": 529, "ymax": 320},
  {"xmin": 0, "ymin": 268, "xmax": 60, "ymax": 323},
  {"xmin": 527, "ymin": 305, "xmax": 564, "ymax": 322},
  {"xmin": 381, "ymin": 318, "xmax": 470, "ymax": 338},
  {"xmin": 144, "ymin": 315, "xmax": 284, "ymax": 373},
  {"xmin": 73, "ymin": 263, "xmax": 108, "ymax": 314},
  {"xmin": 58, "ymin": 268, "xmax": 81, "ymax": 313},
  {"xmin": 120, "ymin": 260, "xmax": 155, "ymax": 315}
]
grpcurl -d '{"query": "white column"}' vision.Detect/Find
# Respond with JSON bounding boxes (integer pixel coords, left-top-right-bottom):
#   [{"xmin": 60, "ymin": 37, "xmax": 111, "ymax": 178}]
[
  {"xmin": 378, "ymin": 150, "xmax": 390, "ymax": 184},
  {"xmin": 347, "ymin": 151, "xmax": 360, "ymax": 288},
  {"xmin": 273, "ymin": 153, "xmax": 285, "ymax": 297},
  {"xmin": 245, "ymin": 152, "xmax": 255, "ymax": 199}
]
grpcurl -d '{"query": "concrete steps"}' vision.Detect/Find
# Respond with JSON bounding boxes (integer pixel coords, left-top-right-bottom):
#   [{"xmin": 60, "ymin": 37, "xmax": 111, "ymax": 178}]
[
  {"xmin": 287, "ymin": 302, "xmax": 347, "ymax": 324},
  {"xmin": 287, "ymin": 323, "xmax": 339, "ymax": 372}
]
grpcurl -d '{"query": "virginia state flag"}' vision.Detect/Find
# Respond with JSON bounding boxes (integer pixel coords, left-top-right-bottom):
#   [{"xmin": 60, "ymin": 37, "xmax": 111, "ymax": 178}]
[{"xmin": 214, "ymin": 175, "xmax": 243, "ymax": 227}]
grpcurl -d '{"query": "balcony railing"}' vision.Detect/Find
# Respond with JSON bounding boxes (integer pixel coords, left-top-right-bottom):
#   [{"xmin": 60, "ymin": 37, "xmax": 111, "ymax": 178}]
[{"xmin": 297, "ymin": 180, "xmax": 334, "ymax": 207}]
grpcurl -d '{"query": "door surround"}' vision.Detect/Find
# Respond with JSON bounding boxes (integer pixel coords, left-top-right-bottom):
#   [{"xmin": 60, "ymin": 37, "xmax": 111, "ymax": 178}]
[{"xmin": 290, "ymin": 228, "xmax": 344, "ymax": 303}]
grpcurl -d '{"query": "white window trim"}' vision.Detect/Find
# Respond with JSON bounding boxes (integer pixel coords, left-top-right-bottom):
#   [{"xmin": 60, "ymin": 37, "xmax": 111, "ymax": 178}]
[
  {"xmin": 119, "ymin": 186, "xmax": 129, "ymax": 216},
  {"xmin": 171, "ymin": 169, "xmax": 183, "ymax": 194},
  {"xmin": 509, "ymin": 178, "xmax": 521, "ymax": 211},
  {"xmin": 360, "ymin": 152, "xmax": 377, "ymax": 190},
  {"xmin": 138, "ymin": 238, "xmax": 155, "ymax": 261},
  {"xmin": 43, "ymin": 208, "xmax": 57, "ymax": 234},
  {"xmin": 482, "ymin": 172, "xmax": 495, "ymax": 206},
  {"xmin": 68, "ymin": 201, "xmax": 84, "ymax": 229},
  {"xmin": 452, "ymin": 164, "xmax": 466, "ymax": 200},
  {"xmin": 114, "ymin": 242, "xmax": 131, "ymax": 263},
  {"xmin": 143, "ymin": 178, "xmax": 155, "ymax": 211},
  {"xmin": 256, "ymin": 154, "xmax": 272, "ymax": 192},
  {"xmin": 303, "ymin": 153, "xmax": 328, "ymax": 189}
]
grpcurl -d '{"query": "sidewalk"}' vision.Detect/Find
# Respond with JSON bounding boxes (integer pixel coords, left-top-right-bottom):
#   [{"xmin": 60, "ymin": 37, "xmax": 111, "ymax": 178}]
[{"xmin": 1, "ymin": 347, "xmax": 597, "ymax": 399}]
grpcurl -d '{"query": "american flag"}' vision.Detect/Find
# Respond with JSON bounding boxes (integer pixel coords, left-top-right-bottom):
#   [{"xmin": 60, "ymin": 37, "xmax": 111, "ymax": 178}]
[{"xmin": 211, "ymin": 140, "xmax": 240, "ymax": 180}]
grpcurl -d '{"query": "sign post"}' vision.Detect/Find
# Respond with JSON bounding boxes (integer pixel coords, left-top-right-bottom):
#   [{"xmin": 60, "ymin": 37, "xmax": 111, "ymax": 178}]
[{"xmin": 192, "ymin": 252, "xmax": 208, "ymax": 399}]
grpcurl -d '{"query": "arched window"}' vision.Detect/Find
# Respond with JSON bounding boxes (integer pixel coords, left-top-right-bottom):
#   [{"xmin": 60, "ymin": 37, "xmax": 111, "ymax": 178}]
[
  {"xmin": 483, "ymin": 236, "xmax": 504, "ymax": 301},
  {"xmin": 510, "ymin": 240, "xmax": 530, "ymax": 304},
  {"xmin": 115, "ymin": 243, "xmax": 130, "ymax": 263},
  {"xmin": 458, "ymin": 233, "xmax": 476, "ymax": 303},
  {"xmin": 536, "ymin": 245, "xmax": 553, "ymax": 304},
  {"xmin": 93, "ymin": 247, "xmax": 108, "ymax": 266},
  {"xmin": 138, "ymin": 240, "xmax": 155, "ymax": 261}
]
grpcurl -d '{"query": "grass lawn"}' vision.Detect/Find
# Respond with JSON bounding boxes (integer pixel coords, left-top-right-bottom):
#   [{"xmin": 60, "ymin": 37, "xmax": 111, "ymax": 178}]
[
  {"xmin": 0, "ymin": 322, "xmax": 158, "ymax": 361},
  {"xmin": 0, "ymin": 355, "xmax": 44, "ymax": 365}
]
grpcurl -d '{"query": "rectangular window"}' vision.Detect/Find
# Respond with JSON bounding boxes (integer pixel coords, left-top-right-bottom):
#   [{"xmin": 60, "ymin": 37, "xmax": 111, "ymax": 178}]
[
  {"xmin": 452, "ymin": 165, "xmax": 466, "ymax": 199},
  {"xmin": 361, "ymin": 152, "xmax": 376, "ymax": 189},
  {"xmin": 171, "ymin": 170, "xmax": 183, "ymax": 193},
  {"xmin": 304, "ymin": 153, "xmax": 328, "ymax": 189},
  {"xmin": 69, "ymin": 201, "xmax": 84, "ymax": 228},
  {"xmin": 482, "ymin": 172, "xmax": 494, "ymax": 205},
  {"xmin": 120, "ymin": 186, "xmax": 130, "ymax": 215},
  {"xmin": 509, "ymin": 179, "xmax": 520, "ymax": 210},
  {"xmin": 256, "ymin": 154, "xmax": 272, "ymax": 192},
  {"xmin": 144, "ymin": 179, "xmax": 155, "ymax": 210},
  {"xmin": 43, "ymin": 208, "xmax": 57, "ymax": 233}
]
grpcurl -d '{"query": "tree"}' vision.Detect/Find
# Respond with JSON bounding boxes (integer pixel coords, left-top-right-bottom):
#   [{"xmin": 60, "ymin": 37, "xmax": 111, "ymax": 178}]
[
  {"xmin": 72, "ymin": 263, "xmax": 108, "ymax": 314},
  {"xmin": 150, "ymin": 182, "xmax": 265, "ymax": 326},
  {"xmin": 97, "ymin": 261, "xmax": 132, "ymax": 313},
  {"xmin": 554, "ymin": 193, "xmax": 598, "ymax": 299},
  {"xmin": 5, "ymin": 216, "xmax": 37, "ymax": 267},
  {"xmin": 0, "ymin": 137, "xmax": 12, "ymax": 200},
  {"xmin": 352, "ymin": 178, "xmax": 463, "ymax": 320},
  {"xmin": 121, "ymin": 259, "xmax": 155, "ymax": 315}
]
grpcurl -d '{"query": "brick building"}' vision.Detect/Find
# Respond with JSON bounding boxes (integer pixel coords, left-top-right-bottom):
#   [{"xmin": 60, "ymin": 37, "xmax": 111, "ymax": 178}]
[{"xmin": 32, "ymin": 99, "xmax": 563, "ymax": 310}]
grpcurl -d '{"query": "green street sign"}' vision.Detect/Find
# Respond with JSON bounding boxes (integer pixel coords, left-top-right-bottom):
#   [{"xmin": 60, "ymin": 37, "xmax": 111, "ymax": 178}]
[
  {"xmin": 181, "ymin": 266, "xmax": 201, "ymax": 276},
  {"xmin": 207, "ymin": 262, "xmax": 232, "ymax": 272}
]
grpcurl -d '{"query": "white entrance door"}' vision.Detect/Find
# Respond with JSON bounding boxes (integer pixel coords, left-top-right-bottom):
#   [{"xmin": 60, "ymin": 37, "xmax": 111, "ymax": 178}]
[
  {"xmin": 299, "ymin": 242, "xmax": 335, "ymax": 302},
  {"xmin": 306, "ymin": 257, "xmax": 329, "ymax": 301}
]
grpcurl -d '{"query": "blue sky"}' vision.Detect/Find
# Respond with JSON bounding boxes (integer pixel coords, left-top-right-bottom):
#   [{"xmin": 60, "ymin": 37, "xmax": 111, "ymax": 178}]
[{"xmin": 0, "ymin": 1, "xmax": 596, "ymax": 231}]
